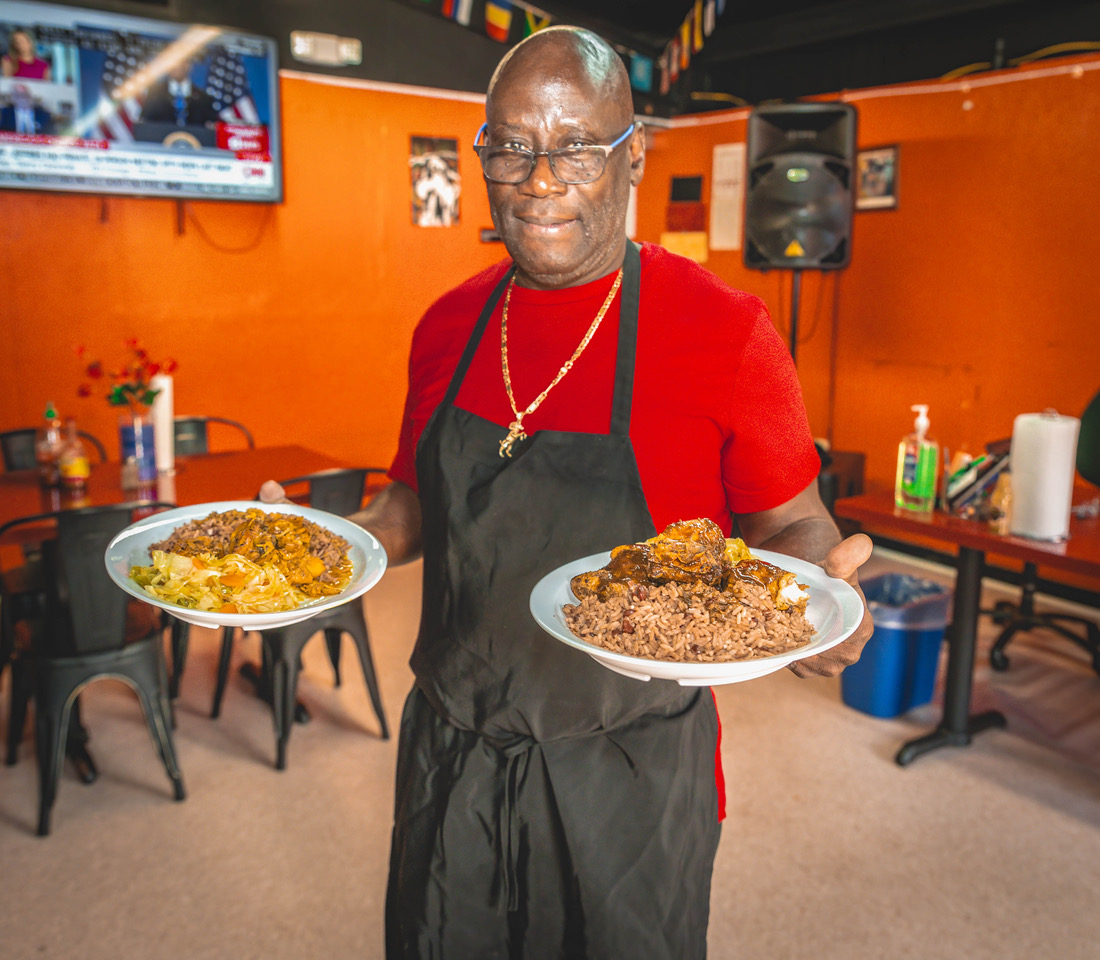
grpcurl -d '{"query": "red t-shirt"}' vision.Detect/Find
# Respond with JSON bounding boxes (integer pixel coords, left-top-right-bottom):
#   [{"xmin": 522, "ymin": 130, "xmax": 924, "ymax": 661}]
[
  {"xmin": 390, "ymin": 242, "xmax": 819, "ymax": 528},
  {"xmin": 391, "ymin": 243, "xmax": 820, "ymax": 824}
]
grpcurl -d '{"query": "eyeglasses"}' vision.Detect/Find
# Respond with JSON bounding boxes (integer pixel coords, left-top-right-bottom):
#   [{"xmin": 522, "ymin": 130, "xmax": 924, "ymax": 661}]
[{"xmin": 472, "ymin": 122, "xmax": 637, "ymax": 185}]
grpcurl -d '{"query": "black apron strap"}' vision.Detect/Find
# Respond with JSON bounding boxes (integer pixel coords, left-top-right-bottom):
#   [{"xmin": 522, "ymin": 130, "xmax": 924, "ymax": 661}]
[
  {"xmin": 609, "ymin": 241, "xmax": 641, "ymax": 438},
  {"xmin": 440, "ymin": 264, "xmax": 516, "ymax": 408}
]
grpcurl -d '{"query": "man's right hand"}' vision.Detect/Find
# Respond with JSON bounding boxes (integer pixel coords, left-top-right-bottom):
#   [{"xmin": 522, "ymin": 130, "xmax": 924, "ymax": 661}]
[{"xmin": 259, "ymin": 479, "xmax": 292, "ymax": 504}]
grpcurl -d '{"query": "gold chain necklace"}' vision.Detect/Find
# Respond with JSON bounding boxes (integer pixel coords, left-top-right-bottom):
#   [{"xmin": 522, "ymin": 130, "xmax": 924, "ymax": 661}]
[{"xmin": 498, "ymin": 268, "xmax": 624, "ymax": 458}]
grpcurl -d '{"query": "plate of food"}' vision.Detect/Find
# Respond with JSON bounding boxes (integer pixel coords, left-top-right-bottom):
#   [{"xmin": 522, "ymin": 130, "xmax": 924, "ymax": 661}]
[
  {"xmin": 105, "ymin": 500, "xmax": 387, "ymax": 630},
  {"xmin": 529, "ymin": 519, "xmax": 864, "ymax": 685}
]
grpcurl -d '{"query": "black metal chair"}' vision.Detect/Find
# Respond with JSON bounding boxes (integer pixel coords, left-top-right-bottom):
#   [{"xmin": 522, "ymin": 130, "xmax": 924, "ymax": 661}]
[
  {"xmin": 1, "ymin": 502, "xmax": 185, "ymax": 835},
  {"xmin": 172, "ymin": 416, "xmax": 254, "ymax": 455},
  {"xmin": 1, "ymin": 426, "xmax": 108, "ymax": 470},
  {"xmin": 989, "ymin": 389, "xmax": 1100, "ymax": 674},
  {"xmin": 2, "ymin": 427, "xmax": 111, "ymax": 710},
  {"xmin": 210, "ymin": 467, "xmax": 390, "ymax": 769}
]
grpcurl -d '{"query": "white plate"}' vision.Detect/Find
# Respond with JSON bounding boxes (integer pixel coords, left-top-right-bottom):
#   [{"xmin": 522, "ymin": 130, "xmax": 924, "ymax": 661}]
[
  {"xmin": 530, "ymin": 548, "xmax": 864, "ymax": 686},
  {"xmin": 105, "ymin": 500, "xmax": 387, "ymax": 630}
]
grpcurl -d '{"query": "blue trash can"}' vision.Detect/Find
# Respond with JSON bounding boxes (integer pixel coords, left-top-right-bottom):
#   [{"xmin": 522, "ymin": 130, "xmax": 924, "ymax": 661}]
[{"xmin": 840, "ymin": 573, "xmax": 952, "ymax": 718}]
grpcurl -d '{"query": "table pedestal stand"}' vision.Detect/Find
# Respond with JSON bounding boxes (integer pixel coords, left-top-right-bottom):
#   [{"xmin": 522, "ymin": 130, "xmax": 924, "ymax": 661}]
[{"xmin": 896, "ymin": 546, "xmax": 1006, "ymax": 765}]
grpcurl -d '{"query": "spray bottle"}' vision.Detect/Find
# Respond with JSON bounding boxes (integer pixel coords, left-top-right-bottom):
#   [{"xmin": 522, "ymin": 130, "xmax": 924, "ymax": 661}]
[{"xmin": 895, "ymin": 404, "xmax": 940, "ymax": 512}]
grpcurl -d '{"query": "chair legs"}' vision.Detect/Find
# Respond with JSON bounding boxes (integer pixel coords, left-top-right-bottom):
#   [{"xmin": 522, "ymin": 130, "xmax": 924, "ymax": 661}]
[
  {"xmin": 990, "ymin": 609, "xmax": 1100, "ymax": 674},
  {"xmin": 988, "ymin": 563, "xmax": 1100, "ymax": 675},
  {"xmin": 169, "ymin": 618, "xmax": 189, "ymax": 700},
  {"xmin": 325, "ymin": 630, "xmax": 342, "ymax": 687},
  {"xmin": 337, "ymin": 619, "xmax": 390, "ymax": 741},
  {"xmin": 6, "ymin": 654, "xmax": 33, "ymax": 766},
  {"xmin": 211, "ymin": 626, "xmax": 238, "ymax": 718},
  {"xmin": 31, "ymin": 637, "xmax": 186, "ymax": 836},
  {"xmin": 267, "ymin": 639, "xmax": 298, "ymax": 771},
  {"xmin": 259, "ymin": 602, "xmax": 388, "ymax": 769}
]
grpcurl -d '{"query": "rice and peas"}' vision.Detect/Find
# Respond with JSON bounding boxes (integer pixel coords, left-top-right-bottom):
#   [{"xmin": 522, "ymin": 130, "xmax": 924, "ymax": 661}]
[
  {"xmin": 562, "ymin": 519, "xmax": 815, "ymax": 664},
  {"xmin": 130, "ymin": 508, "xmax": 352, "ymax": 615}
]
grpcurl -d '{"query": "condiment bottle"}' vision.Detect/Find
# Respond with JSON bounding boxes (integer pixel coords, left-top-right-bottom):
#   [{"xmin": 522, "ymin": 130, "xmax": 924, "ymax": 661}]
[
  {"xmin": 58, "ymin": 416, "xmax": 91, "ymax": 496},
  {"xmin": 34, "ymin": 401, "xmax": 63, "ymax": 488}
]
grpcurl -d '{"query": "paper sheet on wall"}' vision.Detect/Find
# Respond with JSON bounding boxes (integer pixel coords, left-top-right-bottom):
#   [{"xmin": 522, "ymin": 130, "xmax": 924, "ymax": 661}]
[
  {"xmin": 709, "ymin": 142, "xmax": 745, "ymax": 251},
  {"xmin": 626, "ymin": 184, "xmax": 638, "ymax": 239},
  {"xmin": 659, "ymin": 231, "xmax": 708, "ymax": 262}
]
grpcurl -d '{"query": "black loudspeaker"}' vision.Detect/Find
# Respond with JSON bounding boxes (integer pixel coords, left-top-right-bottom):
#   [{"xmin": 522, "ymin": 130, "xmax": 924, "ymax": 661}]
[{"xmin": 744, "ymin": 102, "xmax": 857, "ymax": 270}]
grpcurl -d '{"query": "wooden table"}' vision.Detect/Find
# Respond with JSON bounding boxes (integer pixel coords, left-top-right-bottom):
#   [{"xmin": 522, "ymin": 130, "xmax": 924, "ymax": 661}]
[
  {"xmin": 834, "ymin": 491, "xmax": 1100, "ymax": 765},
  {"xmin": 0, "ymin": 444, "xmax": 353, "ymax": 534}
]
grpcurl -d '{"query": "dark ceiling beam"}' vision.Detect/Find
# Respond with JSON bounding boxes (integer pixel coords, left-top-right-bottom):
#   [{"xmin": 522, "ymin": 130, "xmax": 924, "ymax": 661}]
[{"xmin": 699, "ymin": 0, "xmax": 1037, "ymax": 64}]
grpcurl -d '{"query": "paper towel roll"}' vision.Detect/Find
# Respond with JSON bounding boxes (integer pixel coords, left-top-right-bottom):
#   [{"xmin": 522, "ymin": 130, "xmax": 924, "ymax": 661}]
[
  {"xmin": 150, "ymin": 373, "xmax": 174, "ymax": 474},
  {"xmin": 1008, "ymin": 410, "xmax": 1080, "ymax": 540}
]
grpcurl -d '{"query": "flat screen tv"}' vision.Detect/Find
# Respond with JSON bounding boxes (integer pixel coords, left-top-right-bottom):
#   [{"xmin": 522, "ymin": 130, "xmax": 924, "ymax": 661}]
[{"xmin": 0, "ymin": 1, "xmax": 282, "ymax": 202}]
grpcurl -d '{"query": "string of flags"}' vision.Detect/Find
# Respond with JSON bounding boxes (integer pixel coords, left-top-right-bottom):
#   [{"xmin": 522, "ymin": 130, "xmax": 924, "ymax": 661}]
[
  {"xmin": 407, "ymin": 0, "xmax": 727, "ymax": 97},
  {"xmin": 429, "ymin": 0, "xmax": 554, "ymax": 44},
  {"xmin": 651, "ymin": 0, "xmax": 726, "ymax": 95}
]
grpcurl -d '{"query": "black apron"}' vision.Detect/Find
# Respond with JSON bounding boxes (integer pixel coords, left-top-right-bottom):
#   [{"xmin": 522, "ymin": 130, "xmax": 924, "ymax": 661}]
[{"xmin": 386, "ymin": 242, "xmax": 721, "ymax": 960}]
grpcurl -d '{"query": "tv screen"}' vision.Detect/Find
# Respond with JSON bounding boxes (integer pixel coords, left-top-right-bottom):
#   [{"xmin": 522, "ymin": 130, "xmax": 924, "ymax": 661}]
[{"xmin": 0, "ymin": 1, "xmax": 282, "ymax": 202}]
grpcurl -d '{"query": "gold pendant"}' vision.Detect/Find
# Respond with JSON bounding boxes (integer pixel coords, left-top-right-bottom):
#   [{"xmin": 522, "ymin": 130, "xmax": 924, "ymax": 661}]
[{"xmin": 499, "ymin": 420, "xmax": 526, "ymax": 458}]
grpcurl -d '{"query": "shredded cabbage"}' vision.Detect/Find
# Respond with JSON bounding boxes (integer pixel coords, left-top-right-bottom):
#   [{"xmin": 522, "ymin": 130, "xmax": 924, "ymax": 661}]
[{"xmin": 131, "ymin": 549, "xmax": 321, "ymax": 615}]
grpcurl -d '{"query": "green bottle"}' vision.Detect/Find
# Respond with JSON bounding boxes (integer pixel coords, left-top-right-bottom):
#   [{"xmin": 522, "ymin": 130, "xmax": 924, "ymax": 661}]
[{"xmin": 895, "ymin": 404, "xmax": 940, "ymax": 512}]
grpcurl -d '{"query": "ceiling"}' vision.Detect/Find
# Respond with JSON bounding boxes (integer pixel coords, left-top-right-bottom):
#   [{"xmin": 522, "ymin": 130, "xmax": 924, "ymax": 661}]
[{"xmin": 522, "ymin": 0, "xmax": 1100, "ymax": 115}]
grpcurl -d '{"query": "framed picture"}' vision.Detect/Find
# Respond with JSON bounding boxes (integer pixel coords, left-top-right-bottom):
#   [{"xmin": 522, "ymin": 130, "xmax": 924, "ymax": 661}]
[
  {"xmin": 856, "ymin": 145, "xmax": 898, "ymax": 210},
  {"xmin": 410, "ymin": 135, "xmax": 460, "ymax": 226}
]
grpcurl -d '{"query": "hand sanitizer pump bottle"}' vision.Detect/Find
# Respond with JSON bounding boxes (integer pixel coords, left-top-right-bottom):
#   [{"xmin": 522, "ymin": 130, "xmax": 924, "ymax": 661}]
[{"xmin": 895, "ymin": 404, "xmax": 940, "ymax": 512}]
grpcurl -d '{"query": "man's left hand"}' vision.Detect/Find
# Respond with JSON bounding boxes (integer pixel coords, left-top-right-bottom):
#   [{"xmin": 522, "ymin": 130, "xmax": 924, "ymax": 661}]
[{"xmin": 788, "ymin": 533, "xmax": 874, "ymax": 678}]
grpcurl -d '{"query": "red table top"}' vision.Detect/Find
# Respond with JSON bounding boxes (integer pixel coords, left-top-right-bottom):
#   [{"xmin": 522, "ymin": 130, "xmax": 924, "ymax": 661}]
[{"xmin": 834, "ymin": 491, "xmax": 1100, "ymax": 580}]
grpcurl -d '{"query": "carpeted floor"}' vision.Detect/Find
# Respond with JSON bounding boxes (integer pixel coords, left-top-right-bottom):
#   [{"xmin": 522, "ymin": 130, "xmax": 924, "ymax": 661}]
[{"xmin": 1, "ymin": 548, "xmax": 1098, "ymax": 959}]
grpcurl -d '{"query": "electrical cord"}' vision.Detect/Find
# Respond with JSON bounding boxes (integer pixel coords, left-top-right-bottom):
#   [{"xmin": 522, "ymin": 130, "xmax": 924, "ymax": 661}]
[{"xmin": 184, "ymin": 202, "xmax": 273, "ymax": 254}]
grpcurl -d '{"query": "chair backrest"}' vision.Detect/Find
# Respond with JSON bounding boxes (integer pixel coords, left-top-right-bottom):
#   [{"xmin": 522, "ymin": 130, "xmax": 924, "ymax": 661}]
[
  {"xmin": 173, "ymin": 416, "xmax": 255, "ymax": 456},
  {"xmin": 2, "ymin": 502, "xmax": 176, "ymax": 655},
  {"xmin": 1077, "ymin": 389, "xmax": 1100, "ymax": 488},
  {"xmin": 278, "ymin": 468, "xmax": 387, "ymax": 517},
  {"xmin": 0, "ymin": 427, "xmax": 107, "ymax": 471}
]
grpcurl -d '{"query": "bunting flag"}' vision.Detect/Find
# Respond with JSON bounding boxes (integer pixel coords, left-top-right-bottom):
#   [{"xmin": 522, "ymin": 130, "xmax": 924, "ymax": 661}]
[
  {"xmin": 629, "ymin": 53, "xmax": 654, "ymax": 93},
  {"xmin": 657, "ymin": 0, "xmax": 728, "ymax": 92},
  {"xmin": 523, "ymin": 9, "xmax": 551, "ymax": 36},
  {"xmin": 704, "ymin": 0, "xmax": 717, "ymax": 37},
  {"xmin": 442, "ymin": 0, "xmax": 473, "ymax": 26},
  {"xmin": 485, "ymin": 0, "xmax": 514, "ymax": 43}
]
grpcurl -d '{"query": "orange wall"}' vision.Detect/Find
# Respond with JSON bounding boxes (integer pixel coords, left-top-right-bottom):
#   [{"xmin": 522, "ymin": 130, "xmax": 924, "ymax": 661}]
[
  {"xmin": 644, "ymin": 55, "xmax": 1100, "ymax": 493},
  {"xmin": 2, "ymin": 57, "xmax": 1099, "ymax": 496},
  {"xmin": 0, "ymin": 74, "xmax": 502, "ymax": 469}
]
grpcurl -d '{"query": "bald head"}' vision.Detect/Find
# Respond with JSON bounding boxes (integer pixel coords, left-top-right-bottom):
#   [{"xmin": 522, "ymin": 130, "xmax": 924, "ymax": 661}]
[
  {"xmin": 478, "ymin": 25, "xmax": 643, "ymax": 290},
  {"xmin": 487, "ymin": 27, "xmax": 633, "ymax": 127}
]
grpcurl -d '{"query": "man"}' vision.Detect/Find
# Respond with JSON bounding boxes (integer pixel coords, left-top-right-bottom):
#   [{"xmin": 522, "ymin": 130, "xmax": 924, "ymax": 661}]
[
  {"xmin": 266, "ymin": 24, "xmax": 872, "ymax": 959},
  {"xmin": 138, "ymin": 58, "xmax": 219, "ymax": 128},
  {"xmin": 0, "ymin": 83, "xmax": 54, "ymax": 135}
]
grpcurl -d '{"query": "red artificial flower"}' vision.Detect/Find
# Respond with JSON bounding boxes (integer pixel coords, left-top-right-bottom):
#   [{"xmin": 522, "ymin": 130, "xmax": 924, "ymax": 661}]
[{"xmin": 77, "ymin": 339, "xmax": 178, "ymax": 412}]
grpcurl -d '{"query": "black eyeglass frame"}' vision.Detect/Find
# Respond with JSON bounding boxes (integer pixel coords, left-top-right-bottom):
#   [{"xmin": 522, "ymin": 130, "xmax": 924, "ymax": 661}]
[{"xmin": 472, "ymin": 121, "xmax": 639, "ymax": 185}]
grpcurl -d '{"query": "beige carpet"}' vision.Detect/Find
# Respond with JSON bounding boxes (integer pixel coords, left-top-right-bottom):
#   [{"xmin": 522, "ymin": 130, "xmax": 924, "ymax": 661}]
[{"xmin": 1, "ymin": 549, "xmax": 1099, "ymax": 960}]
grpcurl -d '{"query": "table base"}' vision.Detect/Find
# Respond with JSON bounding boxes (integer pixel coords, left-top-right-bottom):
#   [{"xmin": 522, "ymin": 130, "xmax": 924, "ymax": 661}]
[{"xmin": 896, "ymin": 710, "xmax": 1007, "ymax": 766}]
